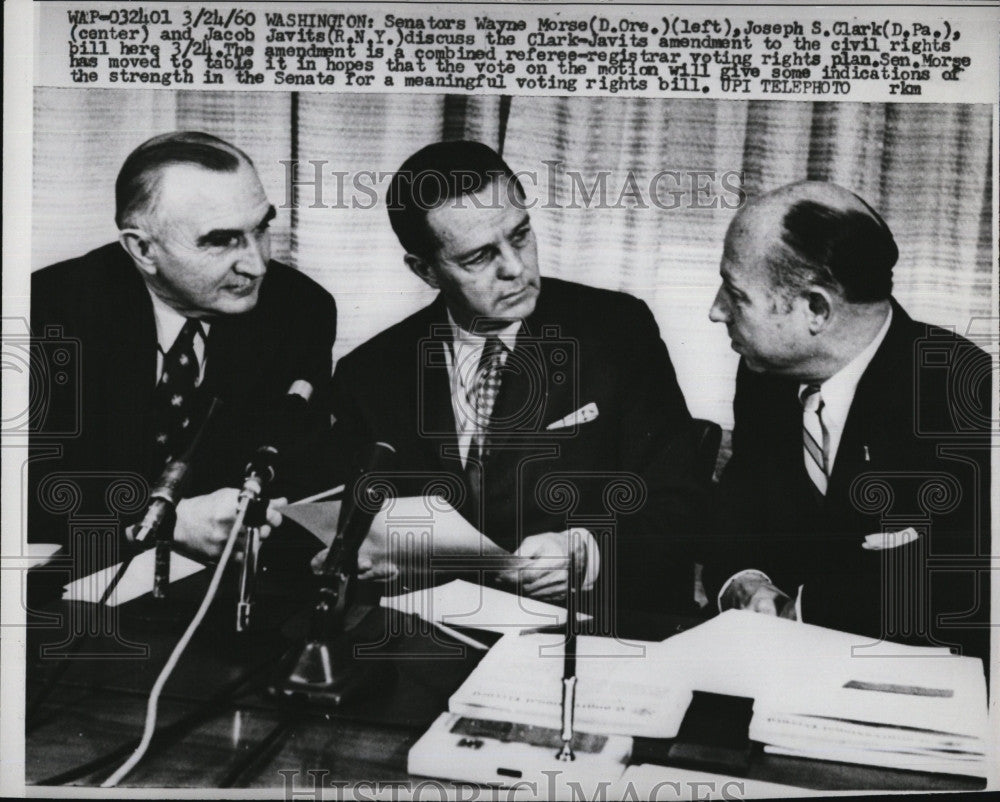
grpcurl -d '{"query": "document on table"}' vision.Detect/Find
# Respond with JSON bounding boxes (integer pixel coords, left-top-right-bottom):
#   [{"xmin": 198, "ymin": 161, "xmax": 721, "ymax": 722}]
[
  {"xmin": 381, "ymin": 578, "xmax": 590, "ymax": 633},
  {"xmin": 62, "ymin": 547, "xmax": 206, "ymax": 606},
  {"xmin": 657, "ymin": 610, "xmax": 991, "ymax": 776},
  {"xmin": 449, "ymin": 631, "xmax": 692, "ymax": 739}
]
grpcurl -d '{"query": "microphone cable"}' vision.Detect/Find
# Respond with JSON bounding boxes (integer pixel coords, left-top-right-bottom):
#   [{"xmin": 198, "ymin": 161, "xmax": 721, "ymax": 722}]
[{"xmin": 100, "ymin": 492, "xmax": 251, "ymax": 788}]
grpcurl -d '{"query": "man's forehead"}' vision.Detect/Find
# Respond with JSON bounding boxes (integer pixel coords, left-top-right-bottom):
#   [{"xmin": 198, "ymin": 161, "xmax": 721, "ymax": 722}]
[
  {"xmin": 426, "ymin": 189, "xmax": 528, "ymax": 251},
  {"xmin": 153, "ymin": 162, "xmax": 267, "ymax": 218}
]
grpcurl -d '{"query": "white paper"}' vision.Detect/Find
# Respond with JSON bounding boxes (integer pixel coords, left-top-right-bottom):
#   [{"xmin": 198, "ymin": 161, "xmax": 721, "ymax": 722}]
[
  {"xmin": 62, "ymin": 548, "xmax": 206, "ymax": 606},
  {"xmin": 284, "ymin": 494, "xmax": 510, "ymax": 557},
  {"xmin": 380, "ymin": 578, "xmax": 589, "ymax": 633},
  {"xmin": 23, "ymin": 543, "xmax": 61, "ymax": 569},
  {"xmin": 450, "ymin": 632, "xmax": 692, "ymax": 738}
]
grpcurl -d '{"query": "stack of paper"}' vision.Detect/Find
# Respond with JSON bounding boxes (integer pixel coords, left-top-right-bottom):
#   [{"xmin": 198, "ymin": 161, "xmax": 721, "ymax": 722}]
[
  {"xmin": 448, "ymin": 632, "xmax": 693, "ymax": 738},
  {"xmin": 659, "ymin": 611, "xmax": 992, "ymax": 777}
]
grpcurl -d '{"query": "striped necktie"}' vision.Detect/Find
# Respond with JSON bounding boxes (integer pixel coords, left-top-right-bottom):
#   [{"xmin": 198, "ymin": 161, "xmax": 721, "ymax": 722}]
[{"xmin": 800, "ymin": 382, "xmax": 830, "ymax": 495}]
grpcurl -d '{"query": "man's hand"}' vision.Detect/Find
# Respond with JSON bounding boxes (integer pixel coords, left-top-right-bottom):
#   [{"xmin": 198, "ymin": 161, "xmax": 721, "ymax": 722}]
[
  {"xmin": 720, "ymin": 570, "xmax": 797, "ymax": 619},
  {"xmin": 497, "ymin": 531, "xmax": 589, "ymax": 600},
  {"xmin": 173, "ymin": 488, "xmax": 286, "ymax": 560}
]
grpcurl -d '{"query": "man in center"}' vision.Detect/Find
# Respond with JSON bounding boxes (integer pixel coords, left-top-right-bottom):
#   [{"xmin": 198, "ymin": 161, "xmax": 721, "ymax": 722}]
[{"xmin": 326, "ymin": 141, "xmax": 705, "ymax": 620}]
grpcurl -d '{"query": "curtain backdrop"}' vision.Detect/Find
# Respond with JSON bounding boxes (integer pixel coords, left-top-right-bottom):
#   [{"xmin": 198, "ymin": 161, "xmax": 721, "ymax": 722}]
[{"xmin": 32, "ymin": 88, "xmax": 993, "ymax": 426}]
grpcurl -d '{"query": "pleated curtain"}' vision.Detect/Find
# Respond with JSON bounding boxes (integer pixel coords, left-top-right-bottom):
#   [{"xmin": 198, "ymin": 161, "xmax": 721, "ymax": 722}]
[{"xmin": 32, "ymin": 88, "xmax": 993, "ymax": 426}]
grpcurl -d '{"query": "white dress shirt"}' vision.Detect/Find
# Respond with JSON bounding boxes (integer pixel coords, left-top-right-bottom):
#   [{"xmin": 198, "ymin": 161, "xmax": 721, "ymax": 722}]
[
  {"xmin": 147, "ymin": 288, "xmax": 210, "ymax": 385},
  {"xmin": 442, "ymin": 312, "xmax": 599, "ymax": 590}
]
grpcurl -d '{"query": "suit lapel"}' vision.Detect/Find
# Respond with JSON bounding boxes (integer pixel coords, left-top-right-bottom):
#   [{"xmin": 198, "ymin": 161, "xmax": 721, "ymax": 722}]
[
  {"xmin": 200, "ymin": 287, "xmax": 282, "ymax": 406},
  {"xmin": 827, "ymin": 302, "xmax": 910, "ymax": 500},
  {"xmin": 103, "ymin": 261, "xmax": 159, "ymax": 472},
  {"xmin": 416, "ymin": 302, "xmax": 461, "ymax": 469}
]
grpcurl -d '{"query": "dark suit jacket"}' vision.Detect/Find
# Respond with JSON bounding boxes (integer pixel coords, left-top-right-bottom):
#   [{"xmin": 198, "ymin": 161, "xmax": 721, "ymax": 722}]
[
  {"xmin": 29, "ymin": 243, "xmax": 337, "ymax": 563},
  {"xmin": 711, "ymin": 300, "xmax": 991, "ymax": 662},
  {"xmin": 328, "ymin": 278, "xmax": 707, "ymax": 617}
]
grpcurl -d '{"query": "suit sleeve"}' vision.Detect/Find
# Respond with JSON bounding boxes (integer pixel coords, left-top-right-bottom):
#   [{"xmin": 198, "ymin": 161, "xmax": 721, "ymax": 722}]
[
  {"xmin": 28, "ymin": 267, "xmax": 81, "ymax": 549},
  {"xmin": 701, "ymin": 360, "xmax": 771, "ymax": 603},
  {"xmin": 610, "ymin": 296, "xmax": 709, "ymax": 614}
]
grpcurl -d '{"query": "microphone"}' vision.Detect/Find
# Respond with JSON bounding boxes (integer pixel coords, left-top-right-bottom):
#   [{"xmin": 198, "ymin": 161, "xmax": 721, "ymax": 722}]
[
  {"xmin": 273, "ymin": 441, "xmax": 395, "ymax": 706},
  {"xmin": 236, "ymin": 380, "xmax": 315, "ymax": 632},
  {"xmin": 133, "ymin": 397, "xmax": 222, "ymax": 544},
  {"xmin": 320, "ymin": 441, "xmax": 397, "ymax": 578},
  {"xmin": 241, "ymin": 380, "xmax": 315, "ymax": 493}
]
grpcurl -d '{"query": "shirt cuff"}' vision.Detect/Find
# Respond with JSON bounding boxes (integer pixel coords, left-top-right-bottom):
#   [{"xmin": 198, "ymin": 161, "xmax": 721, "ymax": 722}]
[
  {"xmin": 717, "ymin": 568, "xmax": 772, "ymax": 612},
  {"xmin": 570, "ymin": 527, "xmax": 600, "ymax": 591}
]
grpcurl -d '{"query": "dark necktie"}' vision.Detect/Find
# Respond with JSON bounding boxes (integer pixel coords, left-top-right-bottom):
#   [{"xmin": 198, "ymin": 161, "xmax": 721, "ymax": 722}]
[
  {"xmin": 800, "ymin": 382, "xmax": 830, "ymax": 495},
  {"xmin": 153, "ymin": 318, "xmax": 204, "ymax": 465}
]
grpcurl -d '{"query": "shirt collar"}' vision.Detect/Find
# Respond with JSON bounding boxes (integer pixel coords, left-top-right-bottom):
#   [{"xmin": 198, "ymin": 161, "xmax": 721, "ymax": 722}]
[
  {"xmin": 804, "ymin": 305, "xmax": 893, "ymax": 425},
  {"xmin": 146, "ymin": 286, "xmax": 210, "ymax": 352},
  {"xmin": 446, "ymin": 309, "xmax": 520, "ymax": 353}
]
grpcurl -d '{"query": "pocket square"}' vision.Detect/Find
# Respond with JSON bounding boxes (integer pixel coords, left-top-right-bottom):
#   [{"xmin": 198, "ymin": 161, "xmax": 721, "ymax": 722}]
[
  {"xmin": 862, "ymin": 527, "xmax": 920, "ymax": 551},
  {"xmin": 545, "ymin": 402, "xmax": 599, "ymax": 431}
]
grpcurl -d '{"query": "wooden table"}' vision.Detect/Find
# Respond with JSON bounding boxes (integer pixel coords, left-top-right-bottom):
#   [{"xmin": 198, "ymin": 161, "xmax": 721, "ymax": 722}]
[{"xmin": 24, "ymin": 566, "xmax": 987, "ymax": 793}]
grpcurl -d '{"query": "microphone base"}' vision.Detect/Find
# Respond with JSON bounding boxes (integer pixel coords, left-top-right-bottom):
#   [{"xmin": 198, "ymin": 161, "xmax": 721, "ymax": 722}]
[{"xmin": 269, "ymin": 637, "xmax": 385, "ymax": 708}]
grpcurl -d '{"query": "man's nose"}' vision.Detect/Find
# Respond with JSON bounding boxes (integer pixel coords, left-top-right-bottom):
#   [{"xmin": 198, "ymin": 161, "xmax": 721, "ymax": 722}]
[
  {"xmin": 496, "ymin": 243, "xmax": 525, "ymax": 280},
  {"xmin": 709, "ymin": 286, "xmax": 729, "ymax": 323},
  {"xmin": 235, "ymin": 234, "xmax": 268, "ymax": 277}
]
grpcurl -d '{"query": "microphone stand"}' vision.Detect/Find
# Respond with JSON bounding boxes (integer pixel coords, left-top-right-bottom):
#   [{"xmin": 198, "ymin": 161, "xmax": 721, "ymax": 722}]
[
  {"xmin": 273, "ymin": 442, "xmax": 395, "ymax": 707},
  {"xmin": 234, "ymin": 447, "xmax": 276, "ymax": 633}
]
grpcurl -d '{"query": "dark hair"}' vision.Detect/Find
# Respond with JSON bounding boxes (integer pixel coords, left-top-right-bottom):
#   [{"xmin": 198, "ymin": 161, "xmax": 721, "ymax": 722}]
[
  {"xmin": 115, "ymin": 131, "xmax": 251, "ymax": 228},
  {"xmin": 386, "ymin": 140, "xmax": 525, "ymax": 258},
  {"xmin": 771, "ymin": 198, "xmax": 898, "ymax": 302}
]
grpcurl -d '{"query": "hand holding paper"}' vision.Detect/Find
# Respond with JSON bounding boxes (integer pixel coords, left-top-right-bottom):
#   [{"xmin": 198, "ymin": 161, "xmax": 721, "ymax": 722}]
[{"xmin": 286, "ymin": 495, "xmax": 518, "ymax": 582}]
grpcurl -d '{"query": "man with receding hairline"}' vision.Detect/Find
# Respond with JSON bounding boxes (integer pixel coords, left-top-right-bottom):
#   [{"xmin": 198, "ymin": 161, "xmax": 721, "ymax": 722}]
[
  {"xmin": 30, "ymin": 131, "xmax": 336, "ymax": 576},
  {"xmin": 707, "ymin": 180, "xmax": 991, "ymax": 662}
]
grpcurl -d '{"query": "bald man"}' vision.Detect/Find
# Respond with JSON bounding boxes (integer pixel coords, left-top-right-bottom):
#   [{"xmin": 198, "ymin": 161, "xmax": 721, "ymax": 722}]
[{"xmin": 707, "ymin": 181, "xmax": 991, "ymax": 661}]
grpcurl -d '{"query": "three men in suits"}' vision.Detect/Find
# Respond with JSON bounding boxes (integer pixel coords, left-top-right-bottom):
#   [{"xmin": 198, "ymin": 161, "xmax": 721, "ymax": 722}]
[
  {"xmin": 708, "ymin": 181, "xmax": 991, "ymax": 661},
  {"xmin": 325, "ymin": 141, "xmax": 706, "ymax": 617},
  {"xmin": 30, "ymin": 132, "xmax": 336, "ymax": 568}
]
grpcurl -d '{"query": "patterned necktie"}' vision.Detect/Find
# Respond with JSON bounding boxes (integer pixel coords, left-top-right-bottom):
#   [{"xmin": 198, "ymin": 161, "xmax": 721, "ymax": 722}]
[
  {"xmin": 800, "ymin": 383, "xmax": 830, "ymax": 495},
  {"xmin": 467, "ymin": 335, "xmax": 506, "ymax": 462},
  {"xmin": 153, "ymin": 318, "xmax": 204, "ymax": 465}
]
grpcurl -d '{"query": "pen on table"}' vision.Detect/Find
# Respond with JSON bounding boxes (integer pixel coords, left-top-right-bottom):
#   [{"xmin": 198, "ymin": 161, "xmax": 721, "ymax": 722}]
[
  {"xmin": 433, "ymin": 620, "xmax": 489, "ymax": 651},
  {"xmin": 557, "ymin": 544, "xmax": 577, "ymax": 761}
]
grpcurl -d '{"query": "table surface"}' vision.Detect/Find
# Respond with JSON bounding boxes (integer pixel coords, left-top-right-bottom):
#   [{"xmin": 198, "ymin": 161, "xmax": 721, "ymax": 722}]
[{"xmin": 23, "ymin": 564, "xmax": 988, "ymax": 793}]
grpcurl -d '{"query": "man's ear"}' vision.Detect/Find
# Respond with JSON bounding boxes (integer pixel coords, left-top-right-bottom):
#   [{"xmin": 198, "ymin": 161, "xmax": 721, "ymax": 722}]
[
  {"xmin": 805, "ymin": 288, "xmax": 833, "ymax": 334},
  {"xmin": 404, "ymin": 253, "xmax": 439, "ymax": 289},
  {"xmin": 118, "ymin": 229, "xmax": 157, "ymax": 277}
]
